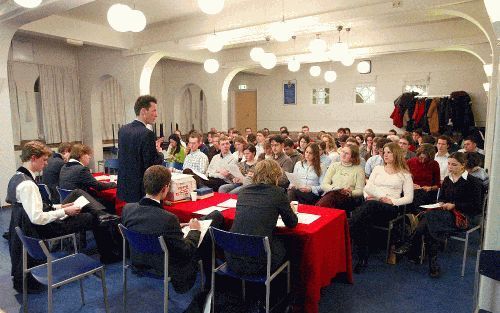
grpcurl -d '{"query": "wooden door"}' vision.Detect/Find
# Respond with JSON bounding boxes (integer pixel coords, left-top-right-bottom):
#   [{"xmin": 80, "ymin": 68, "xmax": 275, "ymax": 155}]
[{"xmin": 235, "ymin": 91, "xmax": 257, "ymax": 134}]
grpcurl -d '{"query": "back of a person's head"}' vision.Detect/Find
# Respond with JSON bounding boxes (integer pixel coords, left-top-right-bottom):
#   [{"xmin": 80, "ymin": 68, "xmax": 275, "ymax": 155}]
[
  {"xmin": 144, "ymin": 165, "xmax": 171, "ymax": 195},
  {"xmin": 20, "ymin": 141, "xmax": 51, "ymax": 162},
  {"xmin": 58, "ymin": 142, "xmax": 72, "ymax": 154},
  {"xmin": 69, "ymin": 144, "xmax": 92, "ymax": 160},
  {"xmin": 253, "ymin": 159, "xmax": 282, "ymax": 185},
  {"xmin": 271, "ymin": 135, "xmax": 284, "ymax": 144},
  {"xmin": 376, "ymin": 138, "xmax": 392, "ymax": 150},
  {"xmin": 189, "ymin": 131, "xmax": 202, "ymax": 141},
  {"xmin": 416, "ymin": 143, "xmax": 436, "ymax": 160},
  {"xmin": 247, "ymin": 133, "xmax": 257, "ymax": 143},
  {"xmin": 465, "ymin": 152, "xmax": 482, "ymax": 169},
  {"xmin": 134, "ymin": 95, "xmax": 157, "ymax": 116},
  {"xmin": 421, "ymin": 135, "xmax": 435, "ymax": 145},
  {"xmin": 283, "ymin": 138, "xmax": 294, "ymax": 148}
]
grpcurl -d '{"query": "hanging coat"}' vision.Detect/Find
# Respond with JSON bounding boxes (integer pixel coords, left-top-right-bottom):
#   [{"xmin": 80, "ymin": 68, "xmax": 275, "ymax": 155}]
[{"xmin": 427, "ymin": 97, "xmax": 440, "ymax": 134}]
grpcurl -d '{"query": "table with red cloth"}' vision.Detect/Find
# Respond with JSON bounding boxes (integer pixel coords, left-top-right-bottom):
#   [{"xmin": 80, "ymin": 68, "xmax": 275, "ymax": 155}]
[{"xmin": 93, "ymin": 181, "xmax": 353, "ymax": 313}]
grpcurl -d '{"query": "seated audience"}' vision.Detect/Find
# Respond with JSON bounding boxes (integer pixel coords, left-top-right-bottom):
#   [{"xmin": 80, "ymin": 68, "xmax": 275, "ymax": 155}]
[
  {"xmin": 345, "ymin": 138, "xmax": 366, "ymax": 168},
  {"xmin": 399, "ymin": 135, "xmax": 416, "ymax": 160},
  {"xmin": 227, "ymin": 159, "xmax": 298, "ymax": 275},
  {"xmin": 219, "ymin": 144, "xmax": 258, "ymax": 194},
  {"xmin": 288, "ymin": 143, "xmax": 325, "ymax": 205},
  {"xmin": 122, "ymin": 165, "xmax": 223, "ymax": 295},
  {"xmin": 360, "ymin": 133, "xmax": 374, "ymax": 160},
  {"xmin": 281, "ymin": 129, "xmax": 290, "ymax": 139},
  {"xmin": 407, "ymin": 144, "xmax": 441, "ymax": 213},
  {"xmin": 8, "ymin": 141, "xmax": 117, "ymax": 292},
  {"xmin": 207, "ymin": 133, "xmax": 221, "ymax": 162},
  {"xmin": 412, "ymin": 129, "xmax": 423, "ymax": 150},
  {"xmin": 337, "ymin": 134, "xmax": 349, "ymax": 149},
  {"xmin": 459, "ymin": 136, "xmax": 485, "ymax": 165},
  {"xmin": 188, "ymin": 129, "xmax": 210, "ymax": 156},
  {"xmin": 297, "ymin": 134, "xmax": 311, "ymax": 154},
  {"xmin": 247, "ymin": 133, "xmax": 257, "ymax": 147},
  {"xmin": 257, "ymin": 138, "xmax": 273, "ymax": 161},
  {"xmin": 255, "ymin": 130, "xmax": 266, "ymax": 156},
  {"xmin": 232, "ymin": 135, "xmax": 247, "ymax": 162},
  {"xmin": 318, "ymin": 141, "xmax": 332, "ymax": 169},
  {"xmin": 321, "ymin": 134, "xmax": 340, "ymax": 162},
  {"xmin": 344, "ymin": 128, "xmax": 351, "ymax": 136},
  {"xmin": 284, "ymin": 138, "xmax": 303, "ymax": 166},
  {"xmin": 355, "ymin": 134, "xmax": 364, "ymax": 148},
  {"xmin": 465, "ymin": 152, "xmax": 489, "ymax": 189},
  {"xmin": 435, "ymin": 135, "xmax": 451, "ymax": 182},
  {"xmin": 163, "ymin": 133, "xmax": 186, "ymax": 166},
  {"xmin": 388, "ymin": 129, "xmax": 397, "ymax": 136},
  {"xmin": 42, "ymin": 142, "xmax": 72, "ymax": 202},
  {"xmin": 317, "ymin": 145, "xmax": 365, "ymax": 211},
  {"xmin": 365, "ymin": 138, "xmax": 392, "ymax": 177},
  {"xmin": 262, "ymin": 128, "xmax": 270, "ymax": 137},
  {"xmin": 270, "ymin": 135, "xmax": 294, "ymax": 187},
  {"xmin": 205, "ymin": 135, "xmax": 237, "ymax": 190},
  {"xmin": 182, "ymin": 132, "xmax": 209, "ymax": 187},
  {"xmin": 395, "ymin": 152, "xmax": 482, "ymax": 278},
  {"xmin": 350, "ymin": 142, "xmax": 414, "ymax": 273},
  {"xmin": 302, "ymin": 125, "xmax": 310, "ymax": 134},
  {"xmin": 174, "ymin": 129, "xmax": 187, "ymax": 147},
  {"xmin": 364, "ymin": 128, "xmax": 375, "ymax": 139},
  {"xmin": 421, "ymin": 135, "xmax": 436, "ymax": 145}
]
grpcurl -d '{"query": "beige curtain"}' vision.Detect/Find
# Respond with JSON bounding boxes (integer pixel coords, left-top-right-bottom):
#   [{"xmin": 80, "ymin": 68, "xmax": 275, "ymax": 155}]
[
  {"xmin": 38, "ymin": 64, "xmax": 82, "ymax": 143},
  {"xmin": 100, "ymin": 77, "xmax": 125, "ymax": 140},
  {"xmin": 181, "ymin": 87, "xmax": 192, "ymax": 133},
  {"xmin": 7, "ymin": 63, "xmax": 21, "ymax": 145}
]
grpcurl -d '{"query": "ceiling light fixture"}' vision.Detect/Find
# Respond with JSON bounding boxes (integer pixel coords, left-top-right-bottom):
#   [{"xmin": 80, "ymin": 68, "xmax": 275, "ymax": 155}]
[
  {"xmin": 357, "ymin": 60, "xmax": 371, "ymax": 74},
  {"xmin": 261, "ymin": 52, "xmax": 277, "ymax": 69},
  {"xmin": 204, "ymin": 59, "xmax": 220, "ymax": 73},
  {"xmin": 341, "ymin": 54, "xmax": 355, "ymax": 66},
  {"xmin": 324, "ymin": 70, "xmax": 337, "ymax": 83},
  {"xmin": 484, "ymin": 0, "xmax": 500, "ymax": 23},
  {"xmin": 107, "ymin": 4, "xmax": 146, "ymax": 32},
  {"xmin": 270, "ymin": 0, "xmax": 292, "ymax": 42},
  {"xmin": 309, "ymin": 34, "xmax": 327, "ymax": 54},
  {"xmin": 250, "ymin": 47, "xmax": 265, "ymax": 62},
  {"xmin": 14, "ymin": 0, "xmax": 42, "ymax": 8},
  {"xmin": 198, "ymin": 0, "xmax": 224, "ymax": 15},
  {"xmin": 287, "ymin": 36, "xmax": 300, "ymax": 72},
  {"xmin": 309, "ymin": 65, "xmax": 321, "ymax": 77},
  {"xmin": 206, "ymin": 30, "xmax": 225, "ymax": 52}
]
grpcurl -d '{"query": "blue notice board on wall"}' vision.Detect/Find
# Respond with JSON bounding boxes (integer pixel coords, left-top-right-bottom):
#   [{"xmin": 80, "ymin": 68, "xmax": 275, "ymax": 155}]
[{"xmin": 283, "ymin": 80, "xmax": 297, "ymax": 105}]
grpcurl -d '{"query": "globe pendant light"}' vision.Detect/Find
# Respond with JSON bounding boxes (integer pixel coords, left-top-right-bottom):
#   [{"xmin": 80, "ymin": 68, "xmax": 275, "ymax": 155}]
[
  {"xmin": 14, "ymin": 0, "xmax": 42, "ymax": 8},
  {"xmin": 309, "ymin": 34, "xmax": 327, "ymax": 54},
  {"xmin": 341, "ymin": 53, "xmax": 355, "ymax": 66},
  {"xmin": 250, "ymin": 47, "xmax": 265, "ymax": 62},
  {"xmin": 198, "ymin": 0, "xmax": 224, "ymax": 15},
  {"xmin": 129, "ymin": 9, "xmax": 147, "ymax": 32},
  {"xmin": 357, "ymin": 60, "xmax": 371, "ymax": 74},
  {"xmin": 330, "ymin": 41, "xmax": 348, "ymax": 62},
  {"xmin": 206, "ymin": 32, "xmax": 225, "ymax": 52},
  {"xmin": 260, "ymin": 53, "xmax": 277, "ymax": 69},
  {"xmin": 309, "ymin": 65, "xmax": 321, "ymax": 77},
  {"xmin": 288, "ymin": 58, "xmax": 300, "ymax": 72},
  {"xmin": 270, "ymin": 21, "xmax": 292, "ymax": 42},
  {"xmin": 204, "ymin": 59, "xmax": 220, "ymax": 74},
  {"xmin": 108, "ymin": 4, "xmax": 147, "ymax": 33},
  {"xmin": 324, "ymin": 70, "xmax": 337, "ymax": 82}
]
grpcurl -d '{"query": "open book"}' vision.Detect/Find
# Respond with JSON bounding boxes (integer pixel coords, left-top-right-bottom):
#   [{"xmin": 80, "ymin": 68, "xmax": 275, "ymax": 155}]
[{"xmin": 181, "ymin": 219, "xmax": 212, "ymax": 248}]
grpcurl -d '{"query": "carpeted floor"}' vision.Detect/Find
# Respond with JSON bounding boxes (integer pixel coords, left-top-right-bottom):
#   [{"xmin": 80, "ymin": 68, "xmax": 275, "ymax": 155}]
[{"xmin": 0, "ymin": 206, "xmax": 478, "ymax": 313}]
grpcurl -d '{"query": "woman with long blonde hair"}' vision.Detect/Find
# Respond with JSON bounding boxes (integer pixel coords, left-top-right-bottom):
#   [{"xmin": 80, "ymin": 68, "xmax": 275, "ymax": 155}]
[
  {"xmin": 349, "ymin": 142, "xmax": 414, "ymax": 273},
  {"xmin": 321, "ymin": 134, "xmax": 340, "ymax": 162}
]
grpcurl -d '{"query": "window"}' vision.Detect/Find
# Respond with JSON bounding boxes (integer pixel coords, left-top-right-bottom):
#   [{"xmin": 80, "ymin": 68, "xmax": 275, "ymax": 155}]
[
  {"xmin": 355, "ymin": 85, "xmax": 376, "ymax": 104},
  {"xmin": 404, "ymin": 84, "xmax": 428, "ymax": 96},
  {"xmin": 312, "ymin": 88, "xmax": 330, "ymax": 105}
]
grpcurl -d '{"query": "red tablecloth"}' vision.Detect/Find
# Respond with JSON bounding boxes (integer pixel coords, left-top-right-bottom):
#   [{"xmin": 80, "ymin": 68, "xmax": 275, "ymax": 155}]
[{"xmin": 94, "ymin": 183, "xmax": 353, "ymax": 313}]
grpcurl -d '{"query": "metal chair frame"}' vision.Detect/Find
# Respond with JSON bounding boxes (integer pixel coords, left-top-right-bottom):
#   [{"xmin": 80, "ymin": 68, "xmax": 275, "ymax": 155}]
[
  {"xmin": 37, "ymin": 183, "xmax": 52, "ymax": 201},
  {"xmin": 15, "ymin": 227, "xmax": 109, "ymax": 313},
  {"xmin": 372, "ymin": 205, "xmax": 407, "ymax": 260},
  {"xmin": 118, "ymin": 224, "xmax": 170, "ymax": 313},
  {"xmin": 55, "ymin": 187, "xmax": 73, "ymax": 203},
  {"xmin": 209, "ymin": 227, "xmax": 291, "ymax": 313},
  {"xmin": 104, "ymin": 159, "xmax": 119, "ymax": 175}
]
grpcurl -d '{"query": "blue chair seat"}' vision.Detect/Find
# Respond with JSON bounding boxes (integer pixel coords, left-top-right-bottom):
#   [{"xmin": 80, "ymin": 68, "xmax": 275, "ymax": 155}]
[
  {"xmin": 31, "ymin": 253, "xmax": 102, "ymax": 285},
  {"xmin": 216, "ymin": 263, "xmax": 267, "ymax": 283}
]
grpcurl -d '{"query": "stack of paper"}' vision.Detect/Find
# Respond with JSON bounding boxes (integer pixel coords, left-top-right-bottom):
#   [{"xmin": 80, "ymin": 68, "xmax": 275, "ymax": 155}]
[
  {"xmin": 276, "ymin": 212, "xmax": 320, "ymax": 227},
  {"xmin": 217, "ymin": 199, "xmax": 237, "ymax": 208},
  {"xmin": 194, "ymin": 206, "xmax": 230, "ymax": 215},
  {"xmin": 420, "ymin": 203, "xmax": 442, "ymax": 209},
  {"xmin": 94, "ymin": 175, "xmax": 109, "ymax": 181}
]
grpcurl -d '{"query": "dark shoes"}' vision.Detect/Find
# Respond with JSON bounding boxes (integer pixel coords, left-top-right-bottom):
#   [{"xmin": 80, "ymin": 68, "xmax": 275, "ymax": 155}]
[
  {"xmin": 429, "ymin": 256, "xmax": 440, "ymax": 278},
  {"xmin": 97, "ymin": 213, "xmax": 119, "ymax": 225},
  {"xmin": 354, "ymin": 259, "xmax": 368, "ymax": 274},
  {"xmin": 394, "ymin": 242, "xmax": 412, "ymax": 255}
]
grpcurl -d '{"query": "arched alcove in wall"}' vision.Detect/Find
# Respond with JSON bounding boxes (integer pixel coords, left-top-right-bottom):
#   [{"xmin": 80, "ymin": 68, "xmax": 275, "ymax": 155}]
[{"xmin": 174, "ymin": 83, "xmax": 207, "ymax": 134}]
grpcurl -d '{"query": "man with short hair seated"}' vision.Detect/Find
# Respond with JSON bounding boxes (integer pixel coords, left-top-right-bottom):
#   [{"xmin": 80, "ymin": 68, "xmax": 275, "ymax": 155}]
[
  {"xmin": 283, "ymin": 138, "xmax": 303, "ymax": 166},
  {"xmin": 42, "ymin": 142, "xmax": 72, "ymax": 203},
  {"xmin": 121, "ymin": 165, "xmax": 223, "ymax": 296},
  {"xmin": 205, "ymin": 136, "xmax": 237, "ymax": 190},
  {"xmin": 181, "ymin": 131, "xmax": 209, "ymax": 187}
]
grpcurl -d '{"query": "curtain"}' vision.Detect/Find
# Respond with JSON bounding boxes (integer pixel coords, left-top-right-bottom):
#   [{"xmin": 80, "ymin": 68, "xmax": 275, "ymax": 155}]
[
  {"xmin": 181, "ymin": 87, "xmax": 192, "ymax": 133},
  {"xmin": 38, "ymin": 64, "xmax": 82, "ymax": 143},
  {"xmin": 7, "ymin": 63, "xmax": 21, "ymax": 145},
  {"xmin": 100, "ymin": 77, "xmax": 125, "ymax": 140}
]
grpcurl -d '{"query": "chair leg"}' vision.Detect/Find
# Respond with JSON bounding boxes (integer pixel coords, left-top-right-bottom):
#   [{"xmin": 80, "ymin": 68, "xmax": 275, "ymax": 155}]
[
  {"xmin": 265, "ymin": 282, "xmax": 270, "ymax": 313},
  {"xmin": 420, "ymin": 236, "xmax": 425, "ymax": 265},
  {"xmin": 287, "ymin": 263, "xmax": 291, "ymax": 294},
  {"xmin": 79, "ymin": 279, "xmax": 85, "ymax": 305},
  {"xmin": 164, "ymin": 275, "xmax": 169, "ymax": 313},
  {"xmin": 123, "ymin": 267, "xmax": 127, "ymax": 312},
  {"xmin": 461, "ymin": 233, "xmax": 469, "ymax": 277},
  {"xmin": 386, "ymin": 222, "xmax": 393, "ymax": 260},
  {"xmin": 241, "ymin": 280, "xmax": 246, "ymax": 302},
  {"xmin": 101, "ymin": 269, "xmax": 110, "ymax": 313},
  {"xmin": 48, "ymin": 286, "xmax": 53, "ymax": 313},
  {"xmin": 23, "ymin": 272, "xmax": 28, "ymax": 313}
]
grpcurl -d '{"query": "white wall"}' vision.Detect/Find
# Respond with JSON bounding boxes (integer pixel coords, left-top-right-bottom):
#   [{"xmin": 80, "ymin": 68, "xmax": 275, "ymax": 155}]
[{"xmin": 229, "ymin": 51, "xmax": 488, "ymax": 133}]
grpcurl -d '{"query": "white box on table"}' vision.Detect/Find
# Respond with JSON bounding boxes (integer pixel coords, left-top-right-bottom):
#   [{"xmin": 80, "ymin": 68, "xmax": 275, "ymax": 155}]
[{"xmin": 166, "ymin": 173, "xmax": 197, "ymax": 202}]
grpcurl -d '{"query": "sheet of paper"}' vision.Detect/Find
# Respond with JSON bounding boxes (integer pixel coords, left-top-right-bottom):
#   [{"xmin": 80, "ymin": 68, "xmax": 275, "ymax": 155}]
[
  {"xmin": 285, "ymin": 172, "xmax": 305, "ymax": 188},
  {"xmin": 181, "ymin": 219, "xmax": 212, "ymax": 248},
  {"xmin": 276, "ymin": 212, "xmax": 321, "ymax": 227},
  {"xmin": 217, "ymin": 198, "xmax": 237, "ymax": 208},
  {"xmin": 225, "ymin": 163, "xmax": 245, "ymax": 180},
  {"xmin": 191, "ymin": 169, "xmax": 208, "ymax": 181},
  {"xmin": 109, "ymin": 175, "xmax": 118, "ymax": 182},
  {"xmin": 94, "ymin": 175, "xmax": 109, "ymax": 181},
  {"xmin": 74, "ymin": 195, "xmax": 90, "ymax": 209},
  {"xmin": 420, "ymin": 203, "xmax": 442, "ymax": 209},
  {"xmin": 194, "ymin": 206, "xmax": 230, "ymax": 216}
]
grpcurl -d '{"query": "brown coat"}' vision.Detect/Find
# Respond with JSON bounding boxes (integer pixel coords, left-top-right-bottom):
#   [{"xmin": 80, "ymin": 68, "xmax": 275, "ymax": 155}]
[{"xmin": 427, "ymin": 98, "xmax": 440, "ymax": 134}]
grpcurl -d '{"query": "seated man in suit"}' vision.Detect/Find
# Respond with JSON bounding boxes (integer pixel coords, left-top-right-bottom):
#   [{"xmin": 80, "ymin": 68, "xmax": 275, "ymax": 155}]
[
  {"xmin": 7, "ymin": 141, "xmax": 118, "ymax": 293},
  {"xmin": 59, "ymin": 144, "xmax": 116, "ymax": 211},
  {"xmin": 42, "ymin": 142, "xmax": 72, "ymax": 203},
  {"xmin": 121, "ymin": 165, "xmax": 223, "ymax": 296}
]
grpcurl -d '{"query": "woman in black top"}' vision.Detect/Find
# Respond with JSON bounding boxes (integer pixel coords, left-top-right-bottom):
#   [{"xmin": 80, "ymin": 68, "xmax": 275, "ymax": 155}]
[
  {"xmin": 227, "ymin": 159, "xmax": 298, "ymax": 275},
  {"xmin": 396, "ymin": 152, "xmax": 482, "ymax": 278}
]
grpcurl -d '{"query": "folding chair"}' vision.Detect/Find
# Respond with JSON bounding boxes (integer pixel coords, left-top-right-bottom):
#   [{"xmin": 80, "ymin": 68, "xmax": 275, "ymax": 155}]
[
  {"xmin": 209, "ymin": 227, "xmax": 291, "ymax": 313},
  {"xmin": 37, "ymin": 184, "xmax": 52, "ymax": 202},
  {"xmin": 104, "ymin": 159, "xmax": 119, "ymax": 175},
  {"xmin": 118, "ymin": 224, "xmax": 170, "ymax": 313},
  {"xmin": 372, "ymin": 205, "xmax": 407, "ymax": 260},
  {"xmin": 56, "ymin": 187, "xmax": 73, "ymax": 203},
  {"xmin": 15, "ymin": 227, "xmax": 109, "ymax": 313}
]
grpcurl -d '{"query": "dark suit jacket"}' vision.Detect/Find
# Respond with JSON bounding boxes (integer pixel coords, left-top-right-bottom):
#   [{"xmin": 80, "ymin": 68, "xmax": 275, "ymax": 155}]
[
  {"xmin": 42, "ymin": 153, "xmax": 65, "ymax": 200},
  {"xmin": 59, "ymin": 161, "xmax": 116, "ymax": 193},
  {"xmin": 117, "ymin": 120, "xmax": 163, "ymax": 202},
  {"xmin": 121, "ymin": 198, "xmax": 201, "ymax": 293}
]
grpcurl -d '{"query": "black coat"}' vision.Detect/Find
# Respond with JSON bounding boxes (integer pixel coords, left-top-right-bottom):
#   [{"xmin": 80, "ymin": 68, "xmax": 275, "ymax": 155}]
[
  {"xmin": 117, "ymin": 120, "xmax": 163, "ymax": 202},
  {"xmin": 121, "ymin": 198, "xmax": 201, "ymax": 293},
  {"xmin": 59, "ymin": 161, "xmax": 116, "ymax": 193},
  {"xmin": 42, "ymin": 153, "xmax": 65, "ymax": 201}
]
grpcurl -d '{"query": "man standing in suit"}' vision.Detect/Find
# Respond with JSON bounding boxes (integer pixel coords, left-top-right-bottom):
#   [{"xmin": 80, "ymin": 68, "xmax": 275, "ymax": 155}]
[
  {"xmin": 117, "ymin": 95, "xmax": 164, "ymax": 203},
  {"xmin": 121, "ymin": 165, "xmax": 223, "ymax": 294}
]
